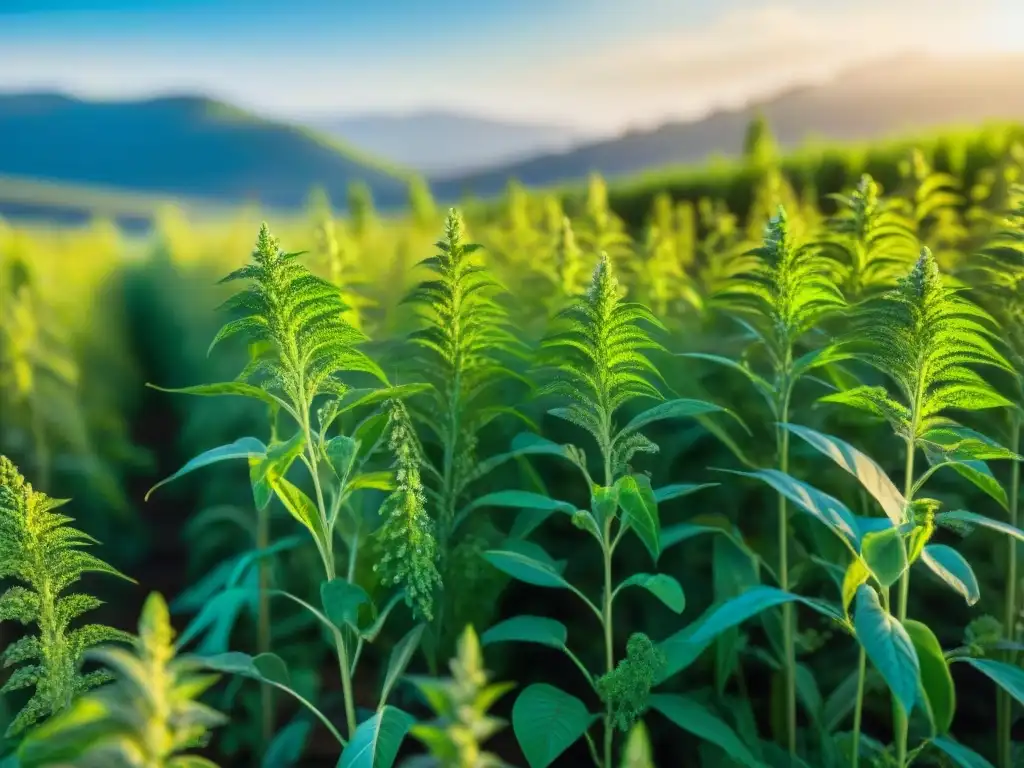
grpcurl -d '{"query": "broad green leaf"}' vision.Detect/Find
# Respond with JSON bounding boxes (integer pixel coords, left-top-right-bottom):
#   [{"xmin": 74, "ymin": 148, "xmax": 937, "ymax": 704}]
[
  {"xmin": 337, "ymin": 705, "xmax": 415, "ymax": 768},
  {"xmin": 903, "ymin": 620, "xmax": 955, "ymax": 735},
  {"xmin": 721, "ymin": 468, "xmax": 859, "ymax": 546},
  {"xmin": 145, "ymin": 437, "xmax": 267, "ymax": 501},
  {"xmin": 619, "ymin": 398, "xmax": 726, "ymax": 437},
  {"xmin": 648, "ymin": 694, "xmax": 766, "ymax": 768},
  {"xmin": 653, "ymin": 483, "xmax": 718, "ymax": 504},
  {"xmin": 616, "ymin": 474, "xmax": 661, "ymax": 563},
  {"xmin": 617, "ymin": 573, "xmax": 685, "ymax": 613},
  {"xmin": 325, "ymin": 436, "xmax": 360, "ymax": 484},
  {"xmin": 380, "ymin": 625, "xmax": 425, "ymax": 706},
  {"xmin": 481, "ymin": 550, "xmax": 569, "ymax": 589},
  {"xmin": 955, "ymin": 658, "xmax": 1024, "ymax": 707},
  {"xmin": 262, "ymin": 718, "xmax": 311, "ymax": 768},
  {"xmin": 784, "ymin": 424, "xmax": 906, "ymax": 524},
  {"xmin": 861, "ymin": 527, "xmax": 908, "ymax": 589},
  {"xmin": 656, "ymin": 610, "xmax": 714, "ymax": 684},
  {"xmin": 512, "ymin": 684, "xmax": 593, "ymax": 768},
  {"xmin": 481, "ymin": 616, "xmax": 567, "ymax": 649},
  {"xmin": 320, "ymin": 578, "xmax": 371, "ymax": 630},
  {"xmin": 935, "ymin": 510, "xmax": 1024, "ymax": 541},
  {"xmin": 347, "ymin": 471, "xmax": 394, "ymax": 492},
  {"xmin": 198, "ymin": 652, "xmax": 342, "ymax": 745},
  {"xmin": 920, "ymin": 545, "xmax": 980, "ymax": 606},
  {"xmin": 852, "ymin": 585, "xmax": 919, "ymax": 717},
  {"xmin": 930, "ymin": 736, "xmax": 996, "ymax": 768},
  {"xmin": 688, "ymin": 586, "xmax": 842, "ymax": 647}
]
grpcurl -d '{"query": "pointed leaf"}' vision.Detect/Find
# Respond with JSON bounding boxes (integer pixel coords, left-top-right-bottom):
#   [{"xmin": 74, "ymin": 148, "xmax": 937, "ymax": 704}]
[
  {"xmin": 616, "ymin": 474, "xmax": 661, "ymax": 563},
  {"xmin": 482, "ymin": 550, "xmax": 569, "ymax": 589},
  {"xmin": 936, "ymin": 510, "xmax": 1024, "ymax": 541},
  {"xmin": 380, "ymin": 625, "xmax": 425, "ymax": 706},
  {"xmin": 481, "ymin": 616, "xmax": 567, "ymax": 650},
  {"xmin": 853, "ymin": 585, "xmax": 919, "ymax": 717},
  {"xmin": 688, "ymin": 586, "xmax": 843, "ymax": 647},
  {"xmin": 920, "ymin": 545, "xmax": 980, "ymax": 606},
  {"xmin": 648, "ymin": 694, "xmax": 766, "ymax": 768},
  {"xmin": 512, "ymin": 684, "xmax": 594, "ymax": 768},
  {"xmin": 861, "ymin": 527, "xmax": 908, "ymax": 589},
  {"xmin": 145, "ymin": 438, "xmax": 267, "ymax": 501},
  {"xmin": 784, "ymin": 424, "xmax": 906, "ymax": 524},
  {"xmin": 930, "ymin": 737, "xmax": 996, "ymax": 768},
  {"xmin": 903, "ymin": 620, "xmax": 955, "ymax": 735},
  {"xmin": 620, "ymin": 398, "xmax": 726, "ymax": 437},
  {"xmin": 337, "ymin": 705, "xmax": 415, "ymax": 768},
  {"xmin": 320, "ymin": 579, "xmax": 371, "ymax": 630},
  {"xmin": 653, "ymin": 483, "xmax": 718, "ymax": 504},
  {"xmin": 955, "ymin": 658, "xmax": 1024, "ymax": 708},
  {"xmin": 617, "ymin": 574, "xmax": 685, "ymax": 613}
]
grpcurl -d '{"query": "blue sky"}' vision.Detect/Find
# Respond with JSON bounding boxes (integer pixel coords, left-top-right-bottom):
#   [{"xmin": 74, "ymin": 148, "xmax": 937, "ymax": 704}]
[{"xmin": 1, "ymin": 0, "xmax": 1019, "ymax": 132}]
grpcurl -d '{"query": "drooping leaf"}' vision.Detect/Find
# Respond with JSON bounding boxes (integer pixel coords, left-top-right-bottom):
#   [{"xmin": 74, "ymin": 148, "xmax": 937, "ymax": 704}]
[
  {"xmin": 903, "ymin": 620, "xmax": 955, "ymax": 735},
  {"xmin": 648, "ymin": 694, "xmax": 766, "ymax": 768},
  {"xmin": 145, "ymin": 437, "xmax": 268, "ymax": 501},
  {"xmin": 930, "ymin": 736, "xmax": 997, "ymax": 768},
  {"xmin": 481, "ymin": 616, "xmax": 568, "ymax": 650},
  {"xmin": 954, "ymin": 658, "xmax": 1024, "ymax": 708},
  {"xmin": 320, "ymin": 579, "xmax": 371, "ymax": 630},
  {"xmin": 619, "ymin": 398, "xmax": 726, "ymax": 438},
  {"xmin": 919, "ymin": 545, "xmax": 980, "ymax": 606},
  {"xmin": 687, "ymin": 586, "xmax": 843, "ymax": 647},
  {"xmin": 481, "ymin": 550, "xmax": 570, "ymax": 589},
  {"xmin": 380, "ymin": 625, "xmax": 425, "ymax": 706},
  {"xmin": 616, "ymin": 574, "xmax": 685, "ymax": 613},
  {"xmin": 852, "ymin": 585, "xmax": 919, "ymax": 717}
]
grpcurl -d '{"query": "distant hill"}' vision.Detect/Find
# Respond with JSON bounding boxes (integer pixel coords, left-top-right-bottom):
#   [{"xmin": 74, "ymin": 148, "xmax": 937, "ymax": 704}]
[
  {"xmin": 308, "ymin": 110, "xmax": 581, "ymax": 175},
  {"xmin": 433, "ymin": 53, "xmax": 1024, "ymax": 199},
  {"xmin": 0, "ymin": 93, "xmax": 411, "ymax": 210}
]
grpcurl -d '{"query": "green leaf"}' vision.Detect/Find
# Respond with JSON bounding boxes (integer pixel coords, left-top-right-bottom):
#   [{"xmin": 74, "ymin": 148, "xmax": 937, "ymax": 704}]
[
  {"xmin": 512, "ymin": 684, "xmax": 594, "ymax": 768},
  {"xmin": 930, "ymin": 736, "xmax": 996, "ymax": 768},
  {"xmin": 325, "ymin": 436, "xmax": 360, "ymax": 485},
  {"xmin": 720, "ymin": 468, "xmax": 860, "ymax": 546},
  {"xmin": 954, "ymin": 658, "xmax": 1024, "ymax": 707},
  {"xmin": 337, "ymin": 706, "xmax": 415, "ymax": 768},
  {"xmin": 688, "ymin": 586, "xmax": 842, "ymax": 648},
  {"xmin": 268, "ymin": 476, "xmax": 328, "ymax": 548},
  {"xmin": 336, "ymin": 384, "xmax": 432, "ymax": 415},
  {"xmin": 482, "ymin": 550, "xmax": 570, "ymax": 589},
  {"xmin": 903, "ymin": 620, "xmax": 955, "ymax": 735},
  {"xmin": 841, "ymin": 557, "xmax": 870, "ymax": 618},
  {"xmin": 677, "ymin": 352, "xmax": 777, "ymax": 414},
  {"xmin": 592, "ymin": 484, "xmax": 619, "ymax": 528},
  {"xmin": 481, "ymin": 616, "xmax": 567, "ymax": 650},
  {"xmin": 619, "ymin": 398, "xmax": 726, "ymax": 437},
  {"xmin": 616, "ymin": 474, "xmax": 661, "ymax": 563},
  {"xmin": 919, "ymin": 545, "xmax": 980, "ymax": 606},
  {"xmin": 648, "ymin": 694, "xmax": 766, "ymax": 768},
  {"xmin": 852, "ymin": 585, "xmax": 919, "ymax": 717},
  {"xmin": 262, "ymin": 718, "xmax": 311, "ymax": 768},
  {"xmin": 861, "ymin": 527, "xmax": 908, "ymax": 589},
  {"xmin": 145, "ymin": 437, "xmax": 267, "ymax": 501},
  {"xmin": 653, "ymin": 483, "xmax": 718, "ymax": 504},
  {"xmin": 783, "ymin": 424, "xmax": 906, "ymax": 525},
  {"xmin": 461, "ymin": 491, "xmax": 575, "ymax": 518},
  {"xmin": 199, "ymin": 652, "xmax": 343, "ymax": 745},
  {"xmin": 146, "ymin": 381, "xmax": 284, "ymax": 410},
  {"xmin": 935, "ymin": 510, "xmax": 1024, "ymax": 541},
  {"xmin": 616, "ymin": 574, "xmax": 685, "ymax": 613},
  {"xmin": 320, "ymin": 579, "xmax": 371, "ymax": 630},
  {"xmin": 380, "ymin": 625, "xmax": 425, "ymax": 706}
]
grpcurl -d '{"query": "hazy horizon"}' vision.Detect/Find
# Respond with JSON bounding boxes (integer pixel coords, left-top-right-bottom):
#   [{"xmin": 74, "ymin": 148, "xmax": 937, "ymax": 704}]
[{"xmin": 3, "ymin": 0, "xmax": 1023, "ymax": 134}]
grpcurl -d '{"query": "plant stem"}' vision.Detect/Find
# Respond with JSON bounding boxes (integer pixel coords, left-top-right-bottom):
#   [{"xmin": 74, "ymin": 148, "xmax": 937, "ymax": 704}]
[
  {"xmin": 999, "ymin": 412, "xmax": 1022, "ymax": 768},
  {"xmin": 302, "ymin": 405, "xmax": 359, "ymax": 741},
  {"xmin": 851, "ymin": 646, "xmax": 867, "ymax": 767},
  {"xmin": 893, "ymin": 439, "xmax": 916, "ymax": 767},
  {"xmin": 602, "ymin": 519, "xmax": 615, "ymax": 768},
  {"xmin": 256, "ymin": 501, "xmax": 273, "ymax": 758},
  {"xmin": 778, "ymin": 393, "xmax": 797, "ymax": 756}
]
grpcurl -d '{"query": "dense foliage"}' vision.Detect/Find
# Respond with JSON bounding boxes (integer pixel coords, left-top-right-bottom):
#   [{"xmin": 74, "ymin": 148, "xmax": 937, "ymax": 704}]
[{"xmin": 2, "ymin": 123, "xmax": 1024, "ymax": 768}]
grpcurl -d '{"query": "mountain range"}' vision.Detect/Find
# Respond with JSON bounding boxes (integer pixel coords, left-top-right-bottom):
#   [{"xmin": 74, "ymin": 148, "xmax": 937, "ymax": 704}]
[
  {"xmin": 307, "ymin": 110, "xmax": 582, "ymax": 176},
  {"xmin": 2, "ymin": 53, "xmax": 1024, "ymax": 216}
]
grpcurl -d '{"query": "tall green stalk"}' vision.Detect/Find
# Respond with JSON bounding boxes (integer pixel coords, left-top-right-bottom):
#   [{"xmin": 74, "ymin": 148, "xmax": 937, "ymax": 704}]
[
  {"xmin": 893, "ymin": 439, "xmax": 917, "ymax": 766},
  {"xmin": 777, "ymin": 391, "xmax": 797, "ymax": 756},
  {"xmin": 851, "ymin": 647, "xmax": 867, "ymax": 767},
  {"xmin": 999, "ymin": 412, "xmax": 1022, "ymax": 768}
]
